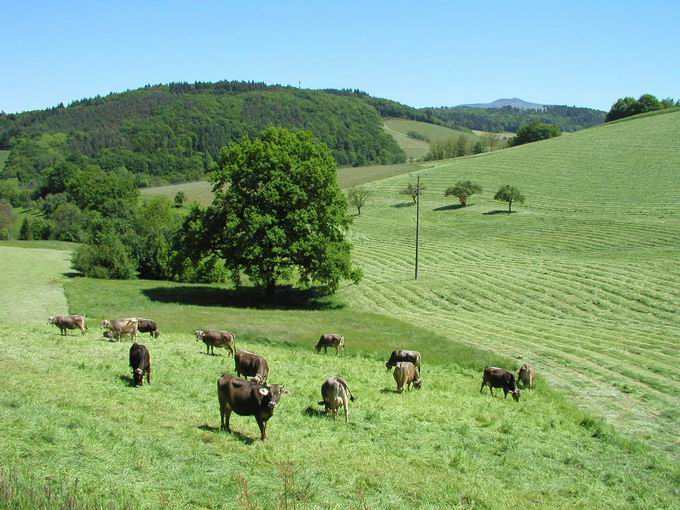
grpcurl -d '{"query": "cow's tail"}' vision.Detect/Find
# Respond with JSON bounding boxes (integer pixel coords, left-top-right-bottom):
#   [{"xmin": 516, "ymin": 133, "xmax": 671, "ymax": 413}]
[{"xmin": 338, "ymin": 376, "xmax": 355, "ymax": 402}]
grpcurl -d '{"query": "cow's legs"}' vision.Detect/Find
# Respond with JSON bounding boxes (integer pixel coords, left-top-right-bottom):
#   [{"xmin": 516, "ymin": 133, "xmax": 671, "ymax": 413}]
[
  {"xmin": 147, "ymin": 367, "xmax": 151, "ymax": 384},
  {"xmin": 256, "ymin": 416, "xmax": 267, "ymax": 440},
  {"xmin": 343, "ymin": 399, "xmax": 349, "ymax": 423},
  {"xmin": 223, "ymin": 408, "xmax": 232, "ymax": 432}
]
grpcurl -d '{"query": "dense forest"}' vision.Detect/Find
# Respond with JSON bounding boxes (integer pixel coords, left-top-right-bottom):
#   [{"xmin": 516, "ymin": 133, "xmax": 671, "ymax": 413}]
[
  {"xmin": 0, "ymin": 82, "xmax": 406, "ymax": 187},
  {"xmin": 424, "ymin": 104, "xmax": 605, "ymax": 132}
]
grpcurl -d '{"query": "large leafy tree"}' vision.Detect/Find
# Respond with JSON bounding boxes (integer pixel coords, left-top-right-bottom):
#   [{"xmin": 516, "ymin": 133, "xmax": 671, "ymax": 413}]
[
  {"xmin": 203, "ymin": 127, "xmax": 361, "ymax": 296},
  {"xmin": 444, "ymin": 180, "xmax": 482, "ymax": 207},
  {"xmin": 510, "ymin": 121, "xmax": 561, "ymax": 146}
]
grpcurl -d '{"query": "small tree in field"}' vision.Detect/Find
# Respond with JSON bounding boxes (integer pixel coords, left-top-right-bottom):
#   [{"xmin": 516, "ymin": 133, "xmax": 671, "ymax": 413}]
[
  {"xmin": 444, "ymin": 180, "xmax": 482, "ymax": 207},
  {"xmin": 401, "ymin": 182, "xmax": 425, "ymax": 204},
  {"xmin": 174, "ymin": 191, "xmax": 186, "ymax": 208},
  {"xmin": 0, "ymin": 200, "xmax": 16, "ymax": 240},
  {"xmin": 347, "ymin": 186, "xmax": 370, "ymax": 215},
  {"xmin": 494, "ymin": 185, "xmax": 525, "ymax": 213}
]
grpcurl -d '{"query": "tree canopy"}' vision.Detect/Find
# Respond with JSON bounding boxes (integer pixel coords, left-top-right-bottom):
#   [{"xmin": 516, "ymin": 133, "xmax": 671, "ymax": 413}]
[
  {"xmin": 605, "ymin": 94, "xmax": 678, "ymax": 122},
  {"xmin": 197, "ymin": 127, "xmax": 361, "ymax": 296},
  {"xmin": 494, "ymin": 185, "xmax": 525, "ymax": 213},
  {"xmin": 509, "ymin": 121, "xmax": 561, "ymax": 146},
  {"xmin": 444, "ymin": 181, "xmax": 483, "ymax": 207}
]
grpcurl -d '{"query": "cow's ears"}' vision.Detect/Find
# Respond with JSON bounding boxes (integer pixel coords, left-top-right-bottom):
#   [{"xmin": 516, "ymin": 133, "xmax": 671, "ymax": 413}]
[
  {"xmin": 281, "ymin": 387, "xmax": 290, "ymax": 395},
  {"xmin": 259, "ymin": 387, "xmax": 269, "ymax": 396}
]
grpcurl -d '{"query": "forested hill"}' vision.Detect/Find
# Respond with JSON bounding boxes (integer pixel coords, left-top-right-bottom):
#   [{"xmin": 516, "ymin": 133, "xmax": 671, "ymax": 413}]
[
  {"xmin": 0, "ymin": 82, "xmax": 407, "ymax": 186},
  {"xmin": 424, "ymin": 104, "xmax": 605, "ymax": 132}
]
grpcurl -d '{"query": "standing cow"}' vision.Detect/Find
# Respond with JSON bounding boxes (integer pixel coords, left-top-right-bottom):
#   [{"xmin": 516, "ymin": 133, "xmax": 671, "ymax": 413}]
[
  {"xmin": 47, "ymin": 315, "xmax": 87, "ymax": 335},
  {"xmin": 314, "ymin": 334, "xmax": 345, "ymax": 354},
  {"xmin": 195, "ymin": 329, "xmax": 236, "ymax": 356},
  {"xmin": 393, "ymin": 362, "xmax": 422, "ymax": 393},
  {"xmin": 234, "ymin": 350, "xmax": 269, "ymax": 384},
  {"xmin": 129, "ymin": 343, "xmax": 151, "ymax": 386},
  {"xmin": 518, "ymin": 363, "xmax": 536, "ymax": 389},
  {"xmin": 319, "ymin": 376, "xmax": 354, "ymax": 422},
  {"xmin": 217, "ymin": 374, "xmax": 287, "ymax": 440},
  {"xmin": 136, "ymin": 318, "xmax": 160, "ymax": 338},
  {"xmin": 385, "ymin": 350, "xmax": 421, "ymax": 372},
  {"xmin": 101, "ymin": 318, "xmax": 139, "ymax": 341},
  {"xmin": 480, "ymin": 367, "xmax": 520, "ymax": 402}
]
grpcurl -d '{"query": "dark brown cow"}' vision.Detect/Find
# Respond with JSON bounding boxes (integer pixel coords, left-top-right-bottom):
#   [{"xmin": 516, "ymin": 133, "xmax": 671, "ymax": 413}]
[
  {"xmin": 136, "ymin": 318, "xmax": 160, "ymax": 338},
  {"xmin": 314, "ymin": 333, "xmax": 345, "ymax": 354},
  {"xmin": 319, "ymin": 376, "xmax": 354, "ymax": 422},
  {"xmin": 47, "ymin": 315, "xmax": 87, "ymax": 335},
  {"xmin": 217, "ymin": 374, "xmax": 287, "ymax": 440},
  {"xmin": 385, "ymin": 350, "xmax": 421, "ymax": 372},
  {"xmin": 234, "ymin": 350, "xmax": 269, "ymax": 384},
  {"xmin": 393, "ymin": 362, "xmax": 422, "ymax": 393},
  {"xmin": 480, "ymin": 367, "xmax": 520, "ymax": 402},
  {"xmin": 129, "ymin": 343, "xmax": 151, "ymax": 386},
  {"xmin": 518, "ymin": 363, "xmax": 536, "ymax": 389},
  {"xmin": 195, "ymin": 329, "xmax": 235, "ymax": 356},
  {"xmin": 101, "ymin": 318, "xmax": 138, "ymax": 341}
]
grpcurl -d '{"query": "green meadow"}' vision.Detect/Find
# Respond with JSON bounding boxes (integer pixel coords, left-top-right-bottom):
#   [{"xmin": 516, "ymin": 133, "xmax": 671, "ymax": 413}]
[
  {"xmin": 383, "ymin": 118, "xmax": 480, "ymax": 160},
  {"xmin": 1, "ymin": 110, "xmax": 679, "ymax": 508}
]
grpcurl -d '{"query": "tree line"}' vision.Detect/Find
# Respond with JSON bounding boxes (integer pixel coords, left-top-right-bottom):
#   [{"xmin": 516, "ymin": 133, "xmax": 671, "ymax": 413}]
[{"xmin": 605, "ymin": 94, "xmax": 678, "ymax": 122}]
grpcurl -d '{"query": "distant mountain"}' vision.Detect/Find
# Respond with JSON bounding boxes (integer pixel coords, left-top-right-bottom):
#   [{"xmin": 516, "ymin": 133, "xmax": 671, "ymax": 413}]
[{"xmin": 458, "ymin": 98, "xmax": 546, "ymax": 111}]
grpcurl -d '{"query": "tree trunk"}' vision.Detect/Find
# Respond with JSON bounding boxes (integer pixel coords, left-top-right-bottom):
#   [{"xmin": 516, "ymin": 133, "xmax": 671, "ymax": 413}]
[
  {"xmin": 508, "ymin": 200, "xmax": 512, "ymax": 213},
  {"xmin": 265, "ymin": 279, "xmax": 276, "ymax": 299}
]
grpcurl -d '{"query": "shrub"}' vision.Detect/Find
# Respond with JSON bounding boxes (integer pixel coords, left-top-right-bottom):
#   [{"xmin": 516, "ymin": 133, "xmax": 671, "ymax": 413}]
[{"xmin": 72, "ymin": 232, "xmax": 137, "ymax": 279}]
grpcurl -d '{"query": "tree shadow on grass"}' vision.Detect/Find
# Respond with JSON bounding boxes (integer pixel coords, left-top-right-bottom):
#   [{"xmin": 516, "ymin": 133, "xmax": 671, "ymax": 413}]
[
  {"xmin": 304, "ymin": 406, "xmax": 328, "ymax": 418},
  {"xmin": 392, "ymin": 202, "xmax": 415, "ymax": 208},
  {"xmin": 483, "ymin": 210, "xmax": 513, "ymax": 215},
  {"xmin": 433, "ymin": 203, "xmax": 466, "ymax": 212},
  {"xmin": 142, "ymin": 284, "xmax": 343, "ymax": 311}
]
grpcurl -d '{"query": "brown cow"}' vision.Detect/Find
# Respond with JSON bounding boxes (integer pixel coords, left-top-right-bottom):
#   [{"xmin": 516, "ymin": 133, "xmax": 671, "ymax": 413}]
[
  {"xmin": 129, "ymin": 343, "xmax": 151, "ymax": 386},
  {"xmin": 136, "ymin": 318, "xmax": 160, "ymax": 338},
  {"xmin": 319, "ymin": 376, "xmax": 354, "ymax": 422},
  {"xmin": 234, "ymin": 350, "xmax": 269, "ymax": 384},
  {"xmin": 195, "ymin": 329, "xmax": 235, "ymax": 356},
  {"xmin": 386, "ymin": 350, "xmax": 421, "ymax": 372},
  {"xmin": 480, "ymin": 367, "xmax": 520, "ymax": 402},
  {"xmin": 393, "ymin": 362, "xmax": 422, "ymax": 393},
  {"xmin": 47, "ymin": 315, "xmax": 87, "ymax": 335},
  {"xmin": 314, "ymin": 334, "xmax": 345, "ymax": 354},
  {"xmin": 518, "ymin": 363, "xmax": 536, "ymax": 389},
  {"xmin": 217, "ymin": 374, "xmax": 287, "ymax": 440},
  {"xmin": 101, "ymin": 318, "xmax": 138, "ymax": 341}
]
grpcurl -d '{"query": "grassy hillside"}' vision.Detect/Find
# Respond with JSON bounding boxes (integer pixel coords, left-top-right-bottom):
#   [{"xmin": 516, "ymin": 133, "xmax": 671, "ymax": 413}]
[
  {"xmin": 141, "ymin": 162, "xmax": 425, "ymax": 206},
  {"xmin": 342, "ymin": 110, "xmax": 680, "ymax": 453},
  {"xmin": 1, "ymin": 246, "xmax": 679, "ymax": 509},
  {"xmin": 383, "ymin": 118, "xmax": 479, "ymax": 160}
]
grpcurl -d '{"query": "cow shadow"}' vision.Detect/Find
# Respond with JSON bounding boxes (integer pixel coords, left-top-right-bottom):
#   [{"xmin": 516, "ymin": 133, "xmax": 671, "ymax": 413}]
[
  {"xmin": 304, "ymin": 406, "xmax": 328, "ymax": 418},
  {"xmin": 380, "ymin": 388, "xmax": 400, "ymax": 394},
  {"xmin": 433, "ymin": 204, "xmax": 465, "ymax": 212},
  {"xmin": 142, "ymin": 284, "xmax": 342, "ymax": 311},
  {"xmin": 118, "ymin": 374, "xmax": 134, "ymax": 387},
  {"xmin": 198, "ymin": 424, "xmax": 256, "ymax": 444},
  {"xmin": 483, "ymin": 210, "xmax": 512, "ymax": 215}
]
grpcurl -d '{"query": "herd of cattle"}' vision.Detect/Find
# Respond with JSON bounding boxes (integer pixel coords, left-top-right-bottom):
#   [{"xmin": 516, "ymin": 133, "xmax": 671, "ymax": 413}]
[{"xmin": 47, "ymin": 314, "xmax": 537, "ymax": 441}]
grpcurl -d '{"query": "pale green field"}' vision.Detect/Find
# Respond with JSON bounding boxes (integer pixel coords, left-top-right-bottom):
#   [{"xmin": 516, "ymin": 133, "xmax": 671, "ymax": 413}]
[
  {"xmin": 343, "ymin": 109, "xmax": 680, "ymax": 453},
  {"xmin": 141, "ymin": 163, "xmax": 425, "ymax": 206},
  {"xmin": 383, "ymin": 118, "xmax": 481, "ymax": 160},
  {"xmin": 1, "ymin": 246, "xmax": 679, "ymax": 509}
]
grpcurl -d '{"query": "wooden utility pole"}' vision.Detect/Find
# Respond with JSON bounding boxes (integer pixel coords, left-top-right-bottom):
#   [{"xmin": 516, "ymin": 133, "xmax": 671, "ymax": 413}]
[{"xmin": 415, "ymin": 174, "xmax": 420, "ymax": 280}]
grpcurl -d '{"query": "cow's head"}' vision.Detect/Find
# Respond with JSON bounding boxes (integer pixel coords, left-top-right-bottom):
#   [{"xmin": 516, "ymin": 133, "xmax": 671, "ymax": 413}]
[
  {"xmin": 258, "ymin": 384, "xmax": 288, "ymax": 409},
  {"xmin": 413, "ymin": 378, "xmax": 423, "ymax": 390},
  {"xmin": 133, "ymin": 368, "xmax": 144, "ymax": 386},
  {"xmin": 100, "ymin": 320, "xmax": 111, "ymax": 329},
  {"xmin": 511, "ymin": 389, "xmax": 520, "ymax": 402},
  {"xmin": 152, "ymin": 330, "xmax": 160, "ymax": 338},
  {"xmin": 47, "ymin": 316, "xmax": 55, "ymax": 325},
  {"xmin": 194, "ymin": 330, "xmax": 204, "ymax": 341},
  {"xmin": 314, "ymin": 343, "xmax": 321, "ymax": 353},
  {"xmin": 385, "ymin": 361, "xmax": 395, "ymax": 371}
]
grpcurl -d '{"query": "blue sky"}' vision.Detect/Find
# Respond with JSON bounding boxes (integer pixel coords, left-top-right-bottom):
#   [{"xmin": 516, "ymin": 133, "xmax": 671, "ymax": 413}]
[{"xmin": 2, "ymin": 0, "xmax": 679, "ymax": 112}]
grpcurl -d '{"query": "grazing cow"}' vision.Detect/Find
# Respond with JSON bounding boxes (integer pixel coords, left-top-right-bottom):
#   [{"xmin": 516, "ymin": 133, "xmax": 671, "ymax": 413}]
[
  {"xmin": 393, "ymin": 362, "xmax": 422, "ymax": 393},
  {"xmin": 136, "ymin": 318, "xmax": 160, "ymax": 338},
  {"xmin": 101, "ymin": 318, "xmax": 139, "ymax": 341},
  {"xmin": 385, "ymin": 350, "xmax": 422, "ymax": 372},
  {"xmin": 47, "ymin": 315, "xmax": 87, "ymax": 335},
  {"xmin": 319, "ymin": 376, "xmax": 355, "ymax": 422},
  {"xmin": 129, "ymin": 343, "xmax": 151, "ymax": 386},
  {"xmin": 314, "ymin": 334, "xmax": 345, "ymax": 354},
  {"xmin": 194, "ymin": 329, "xmax": 236, "ymax": 356},
  {"xmin": 518, "ymin": 363, "xmax": 536, "ymax": 389},
  {"xmin": 217, "ymin": 374, "xmax": 287, "ymax": 440},
  {"xmin": 480, "ymin": 366, "xmax": 520, "ymax": 402},
  {"xmin": 234, "ymin": 350, "xmax": 269, "ymax": 384}
]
